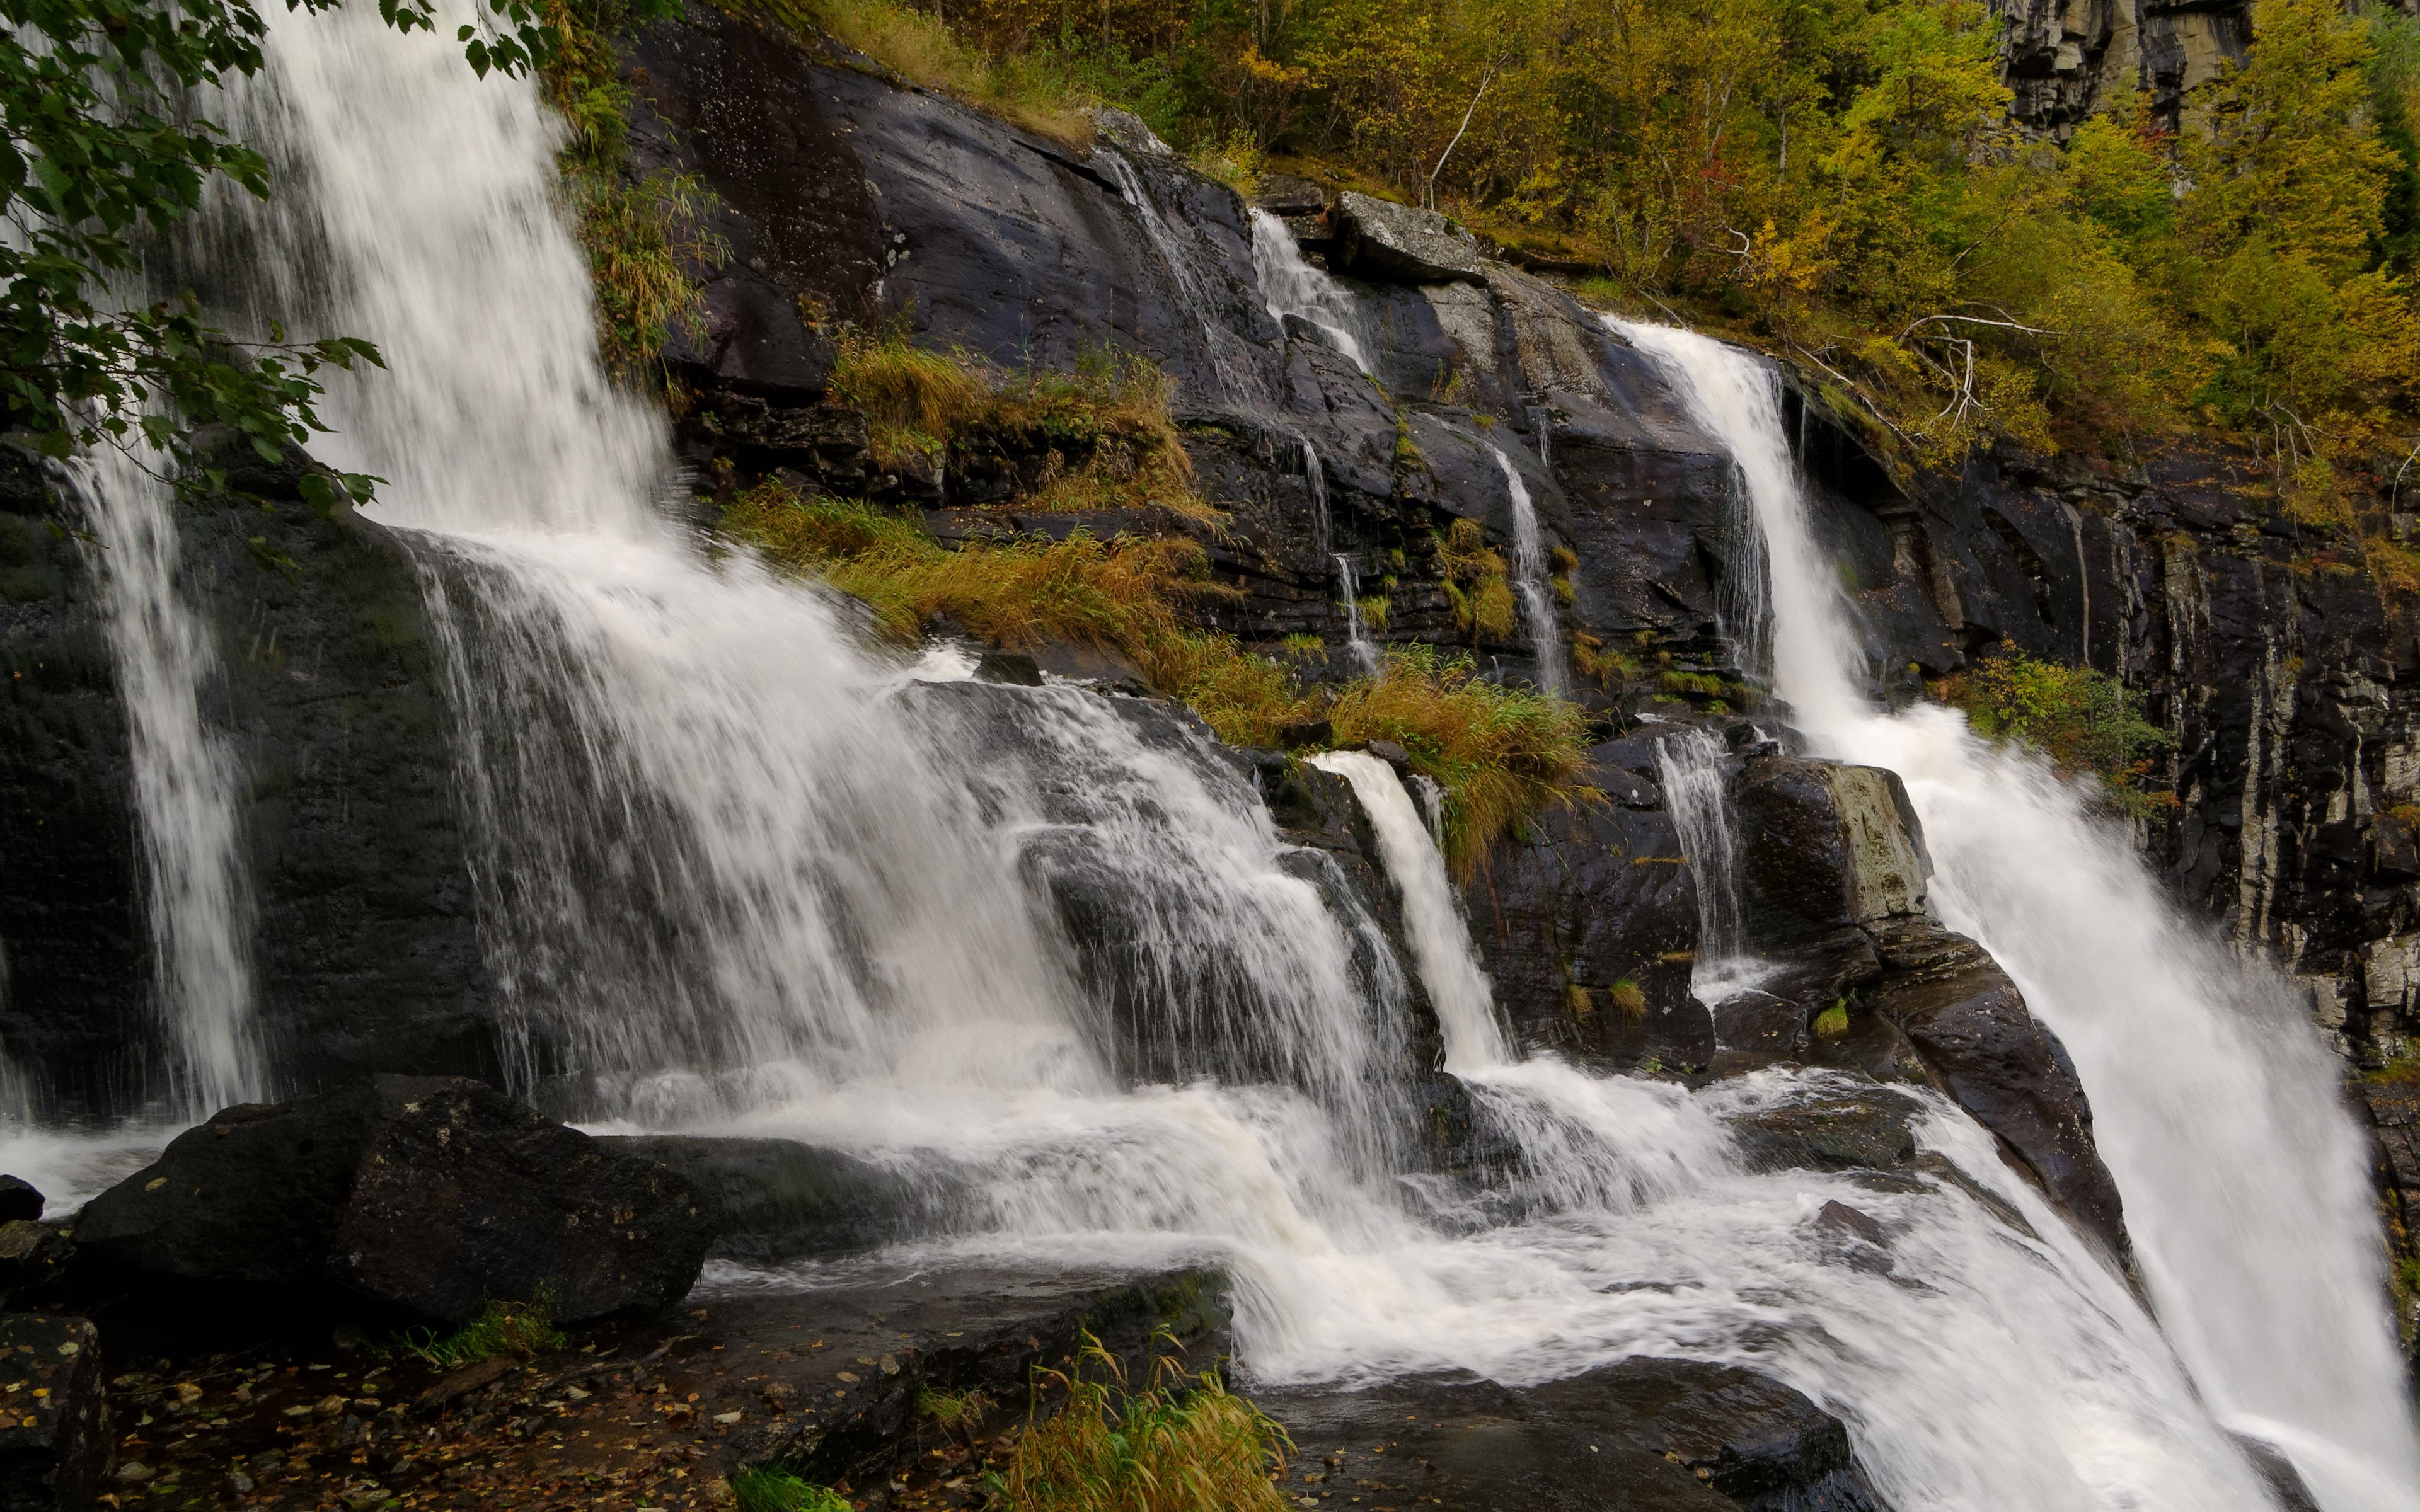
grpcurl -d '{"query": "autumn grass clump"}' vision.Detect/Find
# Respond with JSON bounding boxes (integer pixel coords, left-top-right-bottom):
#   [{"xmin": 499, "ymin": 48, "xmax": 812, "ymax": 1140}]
[
  {"xmin": 826, "ymin": 333, "xmax": 1212, "ymax": 520},
  {"xmin": 722, "ymin": 488, "xmax": 1591, "ymax": 870},
  {"xmin": 1933, "ymin": 641, "xmax": 2174, "ymax": 819},
  {"xmin": 1005, "ymin": 1332, "xmax": 1293, "ymax": 1512},
  {"xmin": 1328, "ymin": 644, "xmax": 1593, "ymax": 875},
  {"xmin": 395, "ymin": 1295, "xmax": 564, "ymax": 1372},
  {"xmin": 1434, "ymin": 517, "xmax": 1515, "ymax": 641},
  {"xmin": 541, "ymin": 0, "xmax": 730, "ymax": 378},
  {"xmin": 747, "ymin": 0, "xmax": 1093, "ymax": 146},
  {"xmin": 722, "ymin": 482, "xmax": 1219, "ymax": 650}
]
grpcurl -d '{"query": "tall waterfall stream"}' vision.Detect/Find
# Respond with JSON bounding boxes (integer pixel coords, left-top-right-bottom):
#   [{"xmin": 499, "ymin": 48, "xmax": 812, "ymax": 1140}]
[{"xmin": 11, "ymin": 9, "xmax": 2416, "ymax": 1508}]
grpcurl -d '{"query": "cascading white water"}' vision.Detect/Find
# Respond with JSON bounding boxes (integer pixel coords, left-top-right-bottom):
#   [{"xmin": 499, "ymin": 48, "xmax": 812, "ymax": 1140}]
[
  {"xmin": 1248, "ymin": 209, "xmax": 1373, "ymax": 377},
  {"xmin": 1332, "ymin": 554, "xmax": 1380, "ymax": 674},
  {"xmin": 1614, "ymin": 316, "xmax": 2420, "ymax": 1511},
  {"xmin": 75, "ymin": 448, "xmax": 265, "ymax": 1116},
  {"xmin": 1654, "ymin": 724, "xmax": 1760, "ymax": 1000},
  {"xmin": 1487, "ymin": 444, "xmax": 1567, "ymax": 695},
  {"xmin": 1301, "ymin": 438, "xmax": 1330, "ymax": 555},
  {"xmin": 60, "ymin": 7, "xmax": 2376, "ymax": 1501}
]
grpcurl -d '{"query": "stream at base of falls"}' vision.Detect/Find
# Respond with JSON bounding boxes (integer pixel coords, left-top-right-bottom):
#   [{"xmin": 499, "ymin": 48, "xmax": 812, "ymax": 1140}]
[{"xmin": 18, "ymin": 4, "xmax": 2417, "ymax": 1508}]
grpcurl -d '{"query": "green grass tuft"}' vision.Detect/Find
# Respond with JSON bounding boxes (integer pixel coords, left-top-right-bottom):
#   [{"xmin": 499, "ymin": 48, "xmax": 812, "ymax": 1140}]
[
  {"xmin": 1812, "ymin": 1000, "xmax": 1850, "ymax": 1038},
  {"xmin": 730, "ymin": 1465, "xmax": 853, "ymax": 1512},
  {"xmin": 395, "ymin": 1295, "xmax": 564, "ymax": 1372}
]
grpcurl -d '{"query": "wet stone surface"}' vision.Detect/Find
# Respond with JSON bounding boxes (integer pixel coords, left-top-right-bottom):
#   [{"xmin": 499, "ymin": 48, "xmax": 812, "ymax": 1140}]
[{"xmin": 82, "ymin": 1268, "xmax": 1226, "ymax": 1511}]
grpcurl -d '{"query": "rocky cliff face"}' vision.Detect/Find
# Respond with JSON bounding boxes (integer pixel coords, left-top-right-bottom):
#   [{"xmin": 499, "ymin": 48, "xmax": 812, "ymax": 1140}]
[
  {"xmin": 1991, "ymin": 0, "xmax": 2250, "ymax": 136},
  {"xmin": 0, "ymin": 444, "xmax": 497, "ymax": 1119}
]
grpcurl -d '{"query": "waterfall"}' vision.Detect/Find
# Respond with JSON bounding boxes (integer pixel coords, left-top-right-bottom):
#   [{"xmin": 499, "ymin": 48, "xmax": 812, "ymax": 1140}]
[
  {"xmin": 76, "ymin": 449, "xmax": 265, "ymax": 1116},
  {"xmin": 1333, "ymin": 554, "xmax": 1379, "ymax": 673},
  {"xmin": 1248, "ymin": 209, "xmax": 1373, "ymax": 377},
  {"xmin": 1613, "ymin": 316, "xmax": 2420, "ymax": 1512},
  {"xmin": 1654, "ymin": 725, "xmax": 1758, "ymax": 1001},
  {"xmin": 1488, "ymin": 444, "xmax": 1567, "ymax": 696},
  {"xmin": 49, "ymin": 4, "xmax": 2380, "ymax": 1501},
  {"xmin": 1309, "ymin": 752, "xmax": 1502, "ymax": 1068},
  {"xmin": 1099, "ymin": 148, "xmax": 1260, "ymax": 406},
  {"xmin": 1302, "ymin": 437, "xmax": 1330, "ymax": 556}
]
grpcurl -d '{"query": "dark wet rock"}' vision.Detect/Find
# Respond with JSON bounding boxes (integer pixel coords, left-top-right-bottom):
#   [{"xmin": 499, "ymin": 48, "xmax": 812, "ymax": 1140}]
[
  {"xmin": 0, "ymin": 1179, "xmax": 40, "ymax": 1225},
  {"xmin": 1858, "ymin": 918, "xmax": 2126, "ymax": 1257},
  {"xmin": 1327, "ymin": 191, "xmax": 1487, "ymax": 285},
  {"xmin": 595, "ymin": 1135, "xmax": 931, "ymax": 1264},
  {"xmin": 0, "ymin": 1223, "xmax": 75, "ymax": 1307},
  {"xmin": 1814, "ymin": 1199, "xmax": 1886, "ymax": 1246},
  {"xmin": 1264, "ymin": 1356, "xmax": 1889, "ymax": 1512},
  {"xmin": 0, "ymin": 440, "xmax": 497, "ymax": 1119},
  {"xmin": 1736, "ymin": 757, "xmax": 1930, "ymax": 949},
  {"xmin": 0, "ymin": 1314, "xmax": 107, "ymax": 1512},
  {"xmin": 76, "ymin": 1077, "xmax": 717, "ymax": 1327},
  {"xmin": 1728, "ymin": 1084, "xmax": 1923, "ymax": 1173},
  {"xmin": 1725, "ymin": 755, "xmax": 1931, "ymax": 1058},
  {"xmin": 969, "ymin": 649, "xmax": 1044, "ymax": 686},
  {"xmin": 2232, "ymin": 1432, "xmax": 2322, "ymax": 1512},
  {"xmin": 698, "ymin": 1268, "xmax": 1231, "ymax": 1487},
  {"xmin": 1465, "ymin": 736, "xmax": 1710, "ymax": 1071}
]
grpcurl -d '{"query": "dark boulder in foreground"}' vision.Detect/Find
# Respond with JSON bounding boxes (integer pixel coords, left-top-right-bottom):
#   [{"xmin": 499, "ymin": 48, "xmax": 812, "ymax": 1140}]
[
  {"xmin": 75, "ymin": 1077, "xmax": 717, "ymax": 1326},
  {"xmin": 1265, "ymin": 1356, "xmax": 1890, "ymax": 1511},
  {"xmin": 0, "ymin": 1314, "xmax": 107, "ymax": 1511},
  {"xmin": 0, "ymin": 1179, "xmax": 42, "ymax": 1225}
]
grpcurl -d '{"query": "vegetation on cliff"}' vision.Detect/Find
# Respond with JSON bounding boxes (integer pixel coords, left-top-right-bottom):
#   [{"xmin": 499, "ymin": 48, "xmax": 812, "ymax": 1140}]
[
  {"xmin": 780, "ymin": 0, "xmax": 2420, "ymax": 499},
  {"xmin": 1934, "ymin": 643, "xmax": 2175, "ymax": 816},
  {"xmin": 722, "ymin": 474, "xmax": 1589, "ymax": 871},
  {"xmin": 542, "ymin": 0, "xmax": 730, "ymax": 377}
]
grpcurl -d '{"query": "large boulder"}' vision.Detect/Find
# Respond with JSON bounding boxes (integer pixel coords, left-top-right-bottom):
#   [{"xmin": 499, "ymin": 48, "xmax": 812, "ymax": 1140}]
[
  {"xmin": 1857, "ymin": 917, "xmax": 2127, "ymax": 1257},
  {"xmin": 74, "ymin": 1077, "xmax": 717, "ymax": 1325},
  {"xmin": 1265, "ymin": 1356, "xmax": 1889, "ymax": 1511},
  {"xmin": 0, "ymin": 1314, "xmax": 107, "ymax": 1512},
  {"xmin": 596, "ymin": 1135, "xmax": 932, "ymax": 1264},
  {"xmin": 1327, "ymin": 191, "xmax": 1488, "ymax": 285}
]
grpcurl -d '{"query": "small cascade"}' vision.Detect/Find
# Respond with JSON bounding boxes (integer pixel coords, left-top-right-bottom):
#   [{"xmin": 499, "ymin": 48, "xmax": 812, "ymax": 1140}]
[
  {"xmin": 1098, "ymin": 147, "xmax": 1256, "ymax": 406},
  {"xmin": 76, "ymin": 449, "xmax": 265, "ymax": 1116},
  {"xmin": 1528, "ymin": 406, "xmax": 1553, "ymax": 469},
  {"xmin": 1333, "ymin": 554, "xmax": 1380, "ymax": 674},
  {"xmin": 1654, "ymin": 726, "xmax": 1757, "ymax": 1002},
  {"xmin": 1248, "ymin": 209, "xmax": 1374, "ymax": 377},
  {"xmin": 1487, "ymin": 445, "xmax": 1567, "ymax": 696},
  {"xmin": 1615, "ymin": 315, "xmax": 2420, "ymax": 1511},
  {"xmin": 1309, "ymin": 752, "xmax": 1504, "ymax": 1068},
  {"xmin": 1302, "ymin": 438, "xmax": 1330, "ymax": 556}
]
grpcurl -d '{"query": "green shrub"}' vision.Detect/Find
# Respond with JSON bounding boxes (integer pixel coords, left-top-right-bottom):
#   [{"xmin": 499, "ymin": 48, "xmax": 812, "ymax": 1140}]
[
  {"xmin": 1005, "ymin": 1331, "xmax": 1293, "ymax": 1512},
  {"xmin": 1934, "ymin": 642, "xmax": 2174, "ymax": 818}
]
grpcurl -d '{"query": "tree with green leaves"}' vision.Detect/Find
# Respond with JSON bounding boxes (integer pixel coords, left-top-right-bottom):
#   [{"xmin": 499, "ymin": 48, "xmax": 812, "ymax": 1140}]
[{"xmin": 0, "ymin": 0, "xmax": 568, "ymax": 508}]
